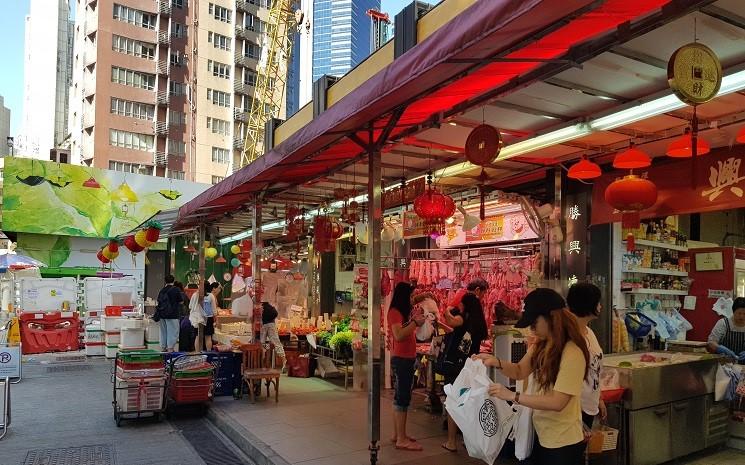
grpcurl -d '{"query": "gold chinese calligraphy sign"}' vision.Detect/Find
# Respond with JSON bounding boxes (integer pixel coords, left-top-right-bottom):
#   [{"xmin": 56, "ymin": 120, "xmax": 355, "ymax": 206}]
[{"xmin": 668, "ymin": 43, "xmax": 722, "ymax": 105}]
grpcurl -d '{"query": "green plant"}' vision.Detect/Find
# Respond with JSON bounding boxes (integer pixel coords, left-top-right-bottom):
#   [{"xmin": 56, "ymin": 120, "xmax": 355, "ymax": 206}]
[
  {"xmin": 315, "ymin": 330, "xmax": 332, "ymax": 347},
  {"xmin": 329, "ymin": 330, "xmax": 354, "ymax": 351}
]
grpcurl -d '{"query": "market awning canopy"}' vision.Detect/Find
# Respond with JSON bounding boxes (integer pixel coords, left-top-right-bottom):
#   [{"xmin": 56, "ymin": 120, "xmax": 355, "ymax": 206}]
[{"xmin": 176, "ymin": 0, "xmax": 745, "ymax": 238}]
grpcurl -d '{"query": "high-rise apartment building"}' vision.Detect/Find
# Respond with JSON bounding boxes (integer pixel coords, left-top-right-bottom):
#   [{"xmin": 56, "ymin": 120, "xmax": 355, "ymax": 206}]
[
  {"xmin": 293, "ymin": 0, "xmax": 379, "ymax": 110},
  {"xmin": 0, "ymin": 96, "xmax": 10, "ymax": 156},
  {"xmin": 69, "ymin": 0, "xmax": 274, "ymax": 182},
  {"xmin": 18, "ymin": 0, "xmax": 73, "ymax": 159}
]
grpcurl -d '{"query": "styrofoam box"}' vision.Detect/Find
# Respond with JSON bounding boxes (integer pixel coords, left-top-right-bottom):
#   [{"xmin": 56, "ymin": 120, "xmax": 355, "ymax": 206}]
[
  {"xmin": 114, "ymin": 376, "xmax": 164, "ymax": 412},
  {"xmin": 105, "ymin": 332, "xmax": 121, "ymax": 345},
  {"xmin": 86, "ymin": 343, "xmax": 105, "ymax": 357},
  {"xmin": 102, "ymin": 316, "xmax": 125, "ymax": 331},
  {"xmin": 120, "ymin": 327, "xmax": 145, "ymax": 348},
  {"xmin": 145, "ymin": 320, "xmax": 160, "ymax": 341},
  {"xmin": 105, "ymin": 345, "xmax": 119, "ymax": 359},
  {"xmin": 146, "ymin": 342, "xmax": 161, "ymax": 352},
  {"xmin": 85, "ymin": 325, "xmax": 105, "ymax": 344},
  {"xmin": 120, "ymin": 318, "xmax": 144, "ymax": 329}
]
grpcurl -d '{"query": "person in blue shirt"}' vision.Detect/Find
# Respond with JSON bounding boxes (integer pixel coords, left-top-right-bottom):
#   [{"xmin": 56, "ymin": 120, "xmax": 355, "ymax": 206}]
[{"xmin": 202, "ymin": 282, "xmax": 223, "ymax": 351}]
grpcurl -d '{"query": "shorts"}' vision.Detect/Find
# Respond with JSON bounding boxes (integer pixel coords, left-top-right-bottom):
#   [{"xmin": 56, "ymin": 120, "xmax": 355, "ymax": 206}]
[
  {"xmin": 204, "ymin": 316, "xmax": 215, "ymax": 336},
  {"xmin": 531, "ymin": 439, "xmax": 585, "ymax": 465},
  {"xmin": 391, "ymin": 356, "xmax": 416, "ymax": 411}
]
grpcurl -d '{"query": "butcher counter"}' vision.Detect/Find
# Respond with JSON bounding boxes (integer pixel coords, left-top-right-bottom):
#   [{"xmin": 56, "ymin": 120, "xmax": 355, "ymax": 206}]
[{"xmin": 602, "ymin": 351, "xmax": 727, "ymax": 465}]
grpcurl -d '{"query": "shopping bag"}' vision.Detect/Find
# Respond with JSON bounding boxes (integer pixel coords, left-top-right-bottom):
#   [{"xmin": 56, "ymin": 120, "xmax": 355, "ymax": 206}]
[
  {"xmin": 511, "ymin": 404, "xmax": 534, "ymax": 461},
  {"xmin": 444, "ymin": 359, "xmax": 516, "ymax": 465}
]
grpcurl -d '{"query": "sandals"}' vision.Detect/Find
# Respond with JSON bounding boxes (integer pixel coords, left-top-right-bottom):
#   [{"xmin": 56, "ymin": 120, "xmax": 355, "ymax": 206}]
[
  {"xmin": 390, "ymin": 437, "xmax": 417, "ymax": 444},
  {"xmin": 395, "ymin": 441, "xmax": 423, "ymax": 452}
]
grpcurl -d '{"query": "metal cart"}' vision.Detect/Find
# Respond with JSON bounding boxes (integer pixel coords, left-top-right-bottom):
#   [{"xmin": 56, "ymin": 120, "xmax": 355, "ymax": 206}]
[
  {"xmin": 166, "ymin": 354, "xmax": 214, "ymax": 416},
  {"xmin": 111, "ymin": 351, "xmax": 167, "ymax": 427}
]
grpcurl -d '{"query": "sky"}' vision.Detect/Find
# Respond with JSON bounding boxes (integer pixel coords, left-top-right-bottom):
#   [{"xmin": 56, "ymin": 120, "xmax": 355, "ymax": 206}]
[{"xmin": 0, "ymin": 0, "xmax": 437, "ymax": 137}]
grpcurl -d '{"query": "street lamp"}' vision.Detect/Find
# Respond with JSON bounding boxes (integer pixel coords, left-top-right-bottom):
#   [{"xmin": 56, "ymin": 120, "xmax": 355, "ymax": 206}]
[{"xmin": 6, "ymin": 137, "xmax": 13, "ymax": 157}]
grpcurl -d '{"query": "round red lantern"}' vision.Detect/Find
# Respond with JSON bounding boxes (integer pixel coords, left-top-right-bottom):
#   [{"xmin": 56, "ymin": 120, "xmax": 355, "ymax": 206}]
[
  {"xmin": 97, "ymin": 250, "xmax": 111, "ymax": 264},
  {"xmin": 605, "ymin": 174, "xmax": 658, "ymax": 250},
  {"xmin": 145, "ymin": 221, "xmax": 163, "ymax": 243},
  {"xmin": 414, "ymin": 187, "xmax": 456, "ymax": 235},
  {"xmin": 124, "ymin": 235, "xmax": 145, "ymax": 253},
  {"xmin": 107, "ymin": 240, "xmax": 119, "ymax": 254}
]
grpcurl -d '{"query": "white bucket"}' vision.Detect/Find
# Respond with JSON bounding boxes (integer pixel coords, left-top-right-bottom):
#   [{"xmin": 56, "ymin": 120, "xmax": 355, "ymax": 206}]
[
  {"xmin": 145, "ymin": 319, "xmax": 160, "ymax": 342},
  {"xmin": 120, "ymin": 327, "xmax": 145, "ymax": 349},
  {"xmin": 101, "ymin": 316, "xmax": 125, "ymax": 331},
  {"xmin": 120, "ymin": 318, "xmax": 144, "ymax": 329},
  {"xmin": 105, "ymin": 345, "xmax": 118, "ymax": 359}
]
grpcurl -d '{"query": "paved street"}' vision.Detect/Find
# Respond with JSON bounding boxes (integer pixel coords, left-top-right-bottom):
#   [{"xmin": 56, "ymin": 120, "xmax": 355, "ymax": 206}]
[{"xmin": 0, "ymin": 354, "xmax": 253, "ymax": 465}]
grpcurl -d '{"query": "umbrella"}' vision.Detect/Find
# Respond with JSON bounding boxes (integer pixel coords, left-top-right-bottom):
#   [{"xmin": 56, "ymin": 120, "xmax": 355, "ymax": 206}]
[{"xmin": 0, "ymin": 251, "xmax": 47, "ymax": 271}]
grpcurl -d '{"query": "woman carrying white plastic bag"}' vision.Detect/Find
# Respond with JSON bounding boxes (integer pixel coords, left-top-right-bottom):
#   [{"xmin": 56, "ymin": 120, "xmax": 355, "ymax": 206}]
[
  {"xmin": 473, "ymin": 288, "xmax": 589, "ymax": 465},
  {"xmin": 444, "ymin": 358, "xmax": 515, "ymax": 464}
]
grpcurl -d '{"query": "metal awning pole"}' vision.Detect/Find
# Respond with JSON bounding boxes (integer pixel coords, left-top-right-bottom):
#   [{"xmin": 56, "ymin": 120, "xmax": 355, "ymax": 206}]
[
  {"xmin": 367, "ymin": 143, "xmax": 382, "ymax": 465},
  {"xmin": 252, "ymin": 200, "xmax": 262, "ymax": 335},
  {"xmin": 196, "ymin": 225, "xmax": 206, "ymax": 352}
]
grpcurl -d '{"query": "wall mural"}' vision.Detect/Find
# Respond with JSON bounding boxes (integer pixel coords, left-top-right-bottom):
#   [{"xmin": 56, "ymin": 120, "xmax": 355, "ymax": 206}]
[{"xmin": 2, "ymin": 158, "xmax": 209, "ymax": 238}]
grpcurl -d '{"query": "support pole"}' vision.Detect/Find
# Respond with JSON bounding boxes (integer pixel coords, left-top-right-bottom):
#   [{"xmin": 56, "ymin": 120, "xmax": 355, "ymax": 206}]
[
  {"xmin": 252, "ymin": 200, "xmax": 263, "ymax": 338},
  {"xmin": 196, "ymin": 225, "xmax": 206, "ymax": 352},
  {"xmin": 367, "ymin": 146, "xmax": 382, "ymax": 465}
]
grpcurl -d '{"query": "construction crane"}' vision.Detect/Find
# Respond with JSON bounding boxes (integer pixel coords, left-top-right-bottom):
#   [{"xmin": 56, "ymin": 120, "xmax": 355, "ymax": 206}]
[{"xmin": 241, "ymin": 1, "xmax": 301, "ymax": 168}]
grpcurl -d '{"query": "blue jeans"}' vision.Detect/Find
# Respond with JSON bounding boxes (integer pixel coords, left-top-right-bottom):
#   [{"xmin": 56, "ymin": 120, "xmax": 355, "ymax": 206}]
[
  {"xmin": 391, "ymin": 356, "xmax": 416, "ymax": 412},
  {"xmin": 159, "ymin": 318, "xmax": 180, "ymax": 351}
]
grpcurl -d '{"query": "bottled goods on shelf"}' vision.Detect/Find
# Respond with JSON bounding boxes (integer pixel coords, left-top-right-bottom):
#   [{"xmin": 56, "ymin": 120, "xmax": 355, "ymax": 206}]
[{"xmin": 624, "ymin": 220, "xmax": 688, "ymax": 247}]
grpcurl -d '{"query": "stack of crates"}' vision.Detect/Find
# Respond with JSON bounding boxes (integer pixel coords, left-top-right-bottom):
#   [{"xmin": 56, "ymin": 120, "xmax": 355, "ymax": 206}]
[
  {"xmin": 169, "ymin": 355, "xmax": 214, "ymax": 404},
  {"xmin": 115, "ymin": 351, "xmax": 165, "ymax": 412}
]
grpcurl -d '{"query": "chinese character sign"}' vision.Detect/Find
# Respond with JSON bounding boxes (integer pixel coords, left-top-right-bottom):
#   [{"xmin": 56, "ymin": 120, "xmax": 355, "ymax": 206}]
[
  {"xmin": 703, "ymin": 157, "xmax": 744, "ymax": 201},
  {"xmin": 563, "ymin": 193, "xmax": 589, "ymax": 290}
]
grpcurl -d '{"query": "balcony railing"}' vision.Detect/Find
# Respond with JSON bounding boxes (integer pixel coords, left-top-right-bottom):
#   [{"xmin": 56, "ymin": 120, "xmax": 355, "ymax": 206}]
[
  {"xmin": 158, "ymin": 0, "xmax": 171, "ymax": 16},
  {"xmin": 234, "ymin": 108, "xmax": 248, "ymax": 122},
  {"xmin": 84, "ymin": 17, "xmax": 98, "ymax": 36},
  {"xmin": 156, "ymin": 91, "xmax": 170, "ymax": 106},
  {"xmin": 158, "ymin": 31, "xmax": 170, "ymax": 46},
  {"xmin": 154, "ymin": 121, "xmax": 168, "ymax": 135},
  {"xmin": 233, "ymin": 81, "xmax": 253, "ymax": 95},
  {"xmin": 233, "ymin": 137, "xmax": 245, "ymax": 149},
  {"xmin": 157, "ymin": 60, "xmax": 169, "ymax": 75},
  {"xmin": 82, "ymin": 113, "xmax": 95, "ymax": 129},
  {"xmin": 153, "ymin": 151, "xmax": 168, "ymax": 166}
]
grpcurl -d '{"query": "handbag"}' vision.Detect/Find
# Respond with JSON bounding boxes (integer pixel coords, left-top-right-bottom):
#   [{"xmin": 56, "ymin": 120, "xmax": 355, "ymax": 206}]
[
  {"xmin": 435, "ymin": 330, "xmax": 472, "ymax": 378},
  {"xmin": 510, "ymin": 379, "xmax": 534, "ymax": 460}
]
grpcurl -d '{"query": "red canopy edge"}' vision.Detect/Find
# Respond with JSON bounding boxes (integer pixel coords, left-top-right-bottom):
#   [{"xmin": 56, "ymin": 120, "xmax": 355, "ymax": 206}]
[{"xmin": 176, "ymin": 0, "xmax": 668, "ymax": 230}]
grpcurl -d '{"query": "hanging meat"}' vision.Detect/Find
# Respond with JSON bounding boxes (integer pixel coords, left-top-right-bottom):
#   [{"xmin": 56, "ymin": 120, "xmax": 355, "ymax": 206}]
[{"xmin": 381, "ymin": 269, "xmax": 392, "ymax": 297}]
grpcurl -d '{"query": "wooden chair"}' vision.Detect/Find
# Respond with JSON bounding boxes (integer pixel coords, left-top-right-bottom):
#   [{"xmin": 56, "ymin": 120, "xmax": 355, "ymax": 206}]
[{"xmin": 240, "ymin": 344, "xmax": 281, "ymax": 403}]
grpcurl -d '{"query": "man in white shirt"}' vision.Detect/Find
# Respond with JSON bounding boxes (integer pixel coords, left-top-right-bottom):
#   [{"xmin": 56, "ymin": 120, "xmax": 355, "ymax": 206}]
[{"xmin": 567, "ymin": 282, "xmax": 606, "ymax": 428}]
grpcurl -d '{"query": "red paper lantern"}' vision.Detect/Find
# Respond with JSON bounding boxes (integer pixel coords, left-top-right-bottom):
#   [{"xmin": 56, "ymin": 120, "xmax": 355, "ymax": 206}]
[
  {"xmin": 145, "ymin": 226, "xmax": 161, "ymax": 243},
  {"xmin": 568, "ymin": 157, "xmax": 602, "ymax": 180},
  {"xmin": 666, "ymin": 128, "xmax": 710, "ymax": 158},
  {"xmin": 108, "ymin": 240, "xmax": 119, "ymax": 254},
  {"xmin": 613, "ymin": 144, "xmax": 651, "ymax": 170},
  {"xmin": 124, "ymin": 235, "xmax": 145, "ymax": 253},
  {"xmin": 605, "ymin": 174, "xmax": 658, "ymax": 250},
  {"xmin": 736, "ymin": 126, "xmax": 745, "ymax": 144},
  {"xmin": 414, "ymin": 187, "xmax": 456, "ymax": 235},
  {"xmin": 97, "ymin": 250, "xmax": 111, "ymax": 264}
]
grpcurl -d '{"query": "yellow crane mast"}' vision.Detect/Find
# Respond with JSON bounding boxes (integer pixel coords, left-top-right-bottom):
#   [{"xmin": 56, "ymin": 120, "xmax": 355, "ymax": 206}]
[{"xmin": 241, "ymin": 1, "xmax": 299, "ymax": 168}]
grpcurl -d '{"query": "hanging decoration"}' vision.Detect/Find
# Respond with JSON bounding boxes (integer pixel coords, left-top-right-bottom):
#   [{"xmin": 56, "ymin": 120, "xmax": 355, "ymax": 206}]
[
  {"xmin": 604, "ymin": 175, "xmax": 658, "ymax": 250},
  {"xmin": 83, "ymin": 177, "xmax": 101, "ymax": 188},
  {"xmin": 413, "ymin": 173, "xmax": 456, "ymax": 236},
  {"xmin": 124, "ymin": 235, "xmax": 145, "ymax": 254},
  {"xmin": 100, "ymin": 240, "xmax": 120, "ymax": 262},
  {"xmin": 567, "ymin": 156, "xmax": 602, "ymax": 180},
  {"xmin": 97, "ymin": 250, "xmax": 111, "ymax": 264},
  {"xmin": 144, "ymin": 221, "xmax": 163, "ymax": 243},
  {"xmin": 465, "ymin": 125, "xmax": 503, "ymax": 219},
  {"xmin": 205, "ymin": 247, "xmax": 218, "ymax": 259},
  {"xmin": 665, "ymin": 127, "xmax": 711, "ymax": 158},
  {"xmin": 736, "ymin": 126, "xmax": 745, "ymax": 144},
  {"xmin": 613, "ymin": 143, "xmax": 651, "ymax": 170},
  {"xmin": 313, "ymin": 215, "xmax": 343, "ymax": 253},
  {"xmin": 216, "ymin": 251, "xmax": 227, "ymax": 263}
]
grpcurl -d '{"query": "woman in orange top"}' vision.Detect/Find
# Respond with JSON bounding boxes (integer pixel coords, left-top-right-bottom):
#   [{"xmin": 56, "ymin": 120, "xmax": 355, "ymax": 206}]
[{"xmin": 387, "ymin": 282, "xmax": 426, "ymax": 451}]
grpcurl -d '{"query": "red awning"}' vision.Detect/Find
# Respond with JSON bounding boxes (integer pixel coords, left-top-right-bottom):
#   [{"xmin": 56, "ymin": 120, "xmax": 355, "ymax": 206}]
[{"xmin": 177, "ymin": 0, "xmax": 670, "ymax": 230}]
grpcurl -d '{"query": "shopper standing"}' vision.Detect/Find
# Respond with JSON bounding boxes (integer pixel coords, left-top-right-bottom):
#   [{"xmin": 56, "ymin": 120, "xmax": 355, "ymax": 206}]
[
  {"xmin": 566, "ymin": 282, "xmax": 607, "ymax": 428},
  {"xmin": 260, "ymin": 302, "xmax": 286, "ymax": 361},
  {"xmin": 155, "ymin": 274, "xmax": 184, "ymax": 352},
  {"xmin": 473, "ymin": 288, "xmax": 589, "ymax": 464},
  {"xmin": 441, "ymin": 292, "xmax": 488, "ymax": 453},
  {"xmin": 387, "ymin": 282, "xmax": 426, "ymax": 452},
  {"xmin": 174, "ymin": 281, "xmax": 195, "ymax": 352},
  {"xmin": 202, "ymin": 282, "xmax": 222, "ymax": 351},
  {"xmin": 707, "ymin": 297, "xmax": 745, "ymax": 361}
]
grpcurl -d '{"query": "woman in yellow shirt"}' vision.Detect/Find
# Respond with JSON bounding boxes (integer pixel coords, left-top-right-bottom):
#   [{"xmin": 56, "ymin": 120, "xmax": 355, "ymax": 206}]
[{"xmin": 474, "ymin": 288, "xmax": 589, "ymax": 464}]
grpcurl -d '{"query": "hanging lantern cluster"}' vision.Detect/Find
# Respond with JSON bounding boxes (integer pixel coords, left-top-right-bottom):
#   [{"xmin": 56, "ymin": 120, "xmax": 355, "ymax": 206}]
[
  {"xmin": 313, "ymin": 215, "xmax": 343, "ymax": 253},
  {"xmin": 124, "ymin": 221, "xmax": 162, "ymax": 254},
  {"xmin": 568, "ymin": 156, "xmax": 602, "ymax": 180},
  {"xmin": 413, "ymin": 173, "xmax": 456, "ymax": 236},
  {"xmin": 665, "ymin": 127, "xmax": 711, "ymax": 158},
  {"xmin": 97, "ymin": 240, "xmax": 120, "ymax": 264},
  {"xmin": 229, "ymin": 239, "xmax": 253, "ymax": 278},
  {"xmin": 285, "ymin": 206, "xmax": 306, "ymax": 240},
  {"xmin": 605, "ymin": 175, "xmax": 658, "ymax": 250}
]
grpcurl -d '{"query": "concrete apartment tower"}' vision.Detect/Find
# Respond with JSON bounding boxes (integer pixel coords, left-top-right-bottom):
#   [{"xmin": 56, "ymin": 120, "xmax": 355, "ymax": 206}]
[
  {"xmin": 18, "ymin": 0, "xmax": 73, "ymax": 159},
  {"xmin": 69, "ymin": 0, "xmax": 276, "ymax": 182},
  {"xmin": 0, "ymin": 96, "xmax": 10, "ymax": 157}
]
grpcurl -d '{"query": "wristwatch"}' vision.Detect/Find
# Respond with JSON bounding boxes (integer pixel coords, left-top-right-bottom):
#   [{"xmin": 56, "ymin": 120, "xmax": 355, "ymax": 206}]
[{"xmin": 513, "ymin": 392, "xmax": 521, "ymax": 405}]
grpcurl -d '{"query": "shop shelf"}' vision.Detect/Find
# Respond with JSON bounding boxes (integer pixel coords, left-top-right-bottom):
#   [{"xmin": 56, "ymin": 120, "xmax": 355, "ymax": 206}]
[
  {"xmin": 622, "ymin": 267, "xmax": 688, "ymax": 277},
  {"xmin": 623, "ymin": 239, "xmax": 688, "ymax": 252},
  {"xmin": 622, "ymin": 288, "xmax": 688, "ymax": 296}
]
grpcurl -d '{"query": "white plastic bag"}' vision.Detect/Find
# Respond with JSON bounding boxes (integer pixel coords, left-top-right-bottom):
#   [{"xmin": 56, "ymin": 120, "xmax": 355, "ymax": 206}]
[
  {"xmin": 716, "ymin": 363, "xmax": 731, "ymax": 402},
  {"xmin": 188, "ymin": 292, "xmax": 205, "ymax": 327},
  {"xmin": 511, "ymin": 404, "xmax": 534, "ymax": 460},
  {"xmin": 444, "ymin": 359, "xmax": 515, "ymax": 465}
]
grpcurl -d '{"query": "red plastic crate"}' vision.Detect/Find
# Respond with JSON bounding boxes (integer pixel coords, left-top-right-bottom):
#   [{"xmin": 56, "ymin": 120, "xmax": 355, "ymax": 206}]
[
  {"xmin": 117, "ymin": 359, "xmax": 164, "ymax": 371},
  {"xmin": 20, "ymin": 312, "xmax": 80, "ymax": 354},
  {"xmin": 169, "ymin": 376, "xmax": 213, "ymax": 404}
]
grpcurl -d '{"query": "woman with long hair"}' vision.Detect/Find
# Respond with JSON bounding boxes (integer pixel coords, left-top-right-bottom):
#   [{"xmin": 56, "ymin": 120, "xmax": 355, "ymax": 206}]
[
  {"xmin": 202, "ymin": 282, "xmax": 222, "ymax": 351},
  {"xmin": 387, "ymin": 281, "xmax": 425, "ymax": 452},
  {"xmin": 473, "ymin": 288, "xmax": 589, "ymax": 464},
  {"xmin": 441, "ymin": 292, "xmax": 488, "ymax": 453}
]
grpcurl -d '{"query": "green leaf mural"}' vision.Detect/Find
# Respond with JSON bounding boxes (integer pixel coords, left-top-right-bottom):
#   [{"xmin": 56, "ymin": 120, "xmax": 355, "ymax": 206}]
[
  {"xmin": 2, "ymin": 158, "xmax": 210, "ymax": 239},
  {"xmin": 17, "ymin": 233, "xmax": 71, "ymax": 267}
]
